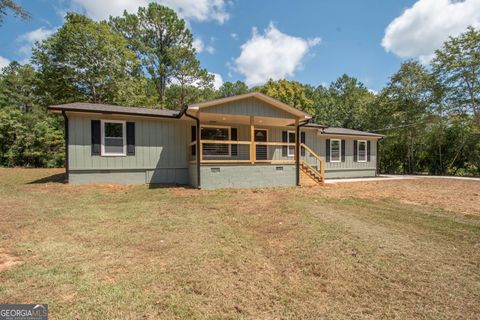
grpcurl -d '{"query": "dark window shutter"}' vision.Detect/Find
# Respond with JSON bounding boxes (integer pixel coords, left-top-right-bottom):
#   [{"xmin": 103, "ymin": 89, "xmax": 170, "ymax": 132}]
[
  {"xmin": 367, "ymin": 140, "xmax": 371, "ymax": 162},
  {"xmin": 326, "ymin": 139, "xmax": 330, "ymax": 162},
  {"xmin": 231, "ymin": 128, "xmax": 238, "ymax": 156},
  {"xmin": 191, "ymin": 126, "xmax": 196, "ymax": 156},
  {"xmin": 353, "ymin": 140, "xmax": 358, "ymax": 162},
  {"xmin": 91, "ymin": 120, "xmax": 101, "ymax": 155},
  {"xmin": 300, "ymin": 132, "xmax": 306, "ymax": 156},
  {"xmin": 341, "ymin": 140, "xmax": 346, "ymax": 162},
  {"xmin": 282, "ymin": 131, "xmax": 287, "ymax": 157},
  {"xmin": 126, "ymin": 122, "xmax": 135, "ymax": 155}
]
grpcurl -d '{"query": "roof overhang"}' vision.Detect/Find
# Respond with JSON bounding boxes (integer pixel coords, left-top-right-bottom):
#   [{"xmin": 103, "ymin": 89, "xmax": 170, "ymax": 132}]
[
  {"xmin": 187, "ymin": 92, "xmax": 312, "ymax": 120},
  {"xmin": 48, "ymin": 103, "xmax": 181, "ymax": 119}
]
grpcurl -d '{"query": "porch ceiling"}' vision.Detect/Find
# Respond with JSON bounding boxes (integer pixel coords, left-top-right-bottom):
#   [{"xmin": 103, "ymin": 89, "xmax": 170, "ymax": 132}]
[{"xmin": 198, "ymin": 112, "xmax": 296, "ymax": 126}]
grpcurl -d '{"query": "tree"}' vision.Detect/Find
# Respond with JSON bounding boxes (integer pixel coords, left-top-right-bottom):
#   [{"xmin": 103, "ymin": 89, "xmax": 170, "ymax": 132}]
[
  {"xmin": 32, "ymin": 13, "xmax": 139, "ymax": 105},
  {"xmin": 0, "ymin": 0, "xmax": 29, "ymax": 26},
  {"xmin": 257, "ymin": 79, "xmax": 314, "ymax": 114},
  {"xmin": 110, "ymin": 3, "xmax": 212, "ymax": 105},
  {"xmin": 0, "ymin": 106, "xmax": 64, "ymax": 167},
  {"xmin": 313, "ymin": 75, "xmax": 375, "ymax": 129},
  {"xmin": 377, "ymin": 61, "xmax": 435, "ymax": 174},
  {"xmin": 165, "ymin": 84, "xmax": 217, "ymax": 110},
  {"xmin": 432, "ymin": 27, "xmax": 480, "ymax": 125},
  {"xmin": 0, "ymin": 61, "xmax": 38, "ymax": 112},
  {"xmin": 217, "ymin": 81, "xmax": 249, "ymax": 98}
]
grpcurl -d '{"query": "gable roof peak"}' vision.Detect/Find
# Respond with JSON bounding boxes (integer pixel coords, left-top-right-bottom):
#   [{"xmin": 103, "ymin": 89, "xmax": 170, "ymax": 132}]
[{"xmin": 188, "ymin": 92, "xmax": 311, "ymax": 119}]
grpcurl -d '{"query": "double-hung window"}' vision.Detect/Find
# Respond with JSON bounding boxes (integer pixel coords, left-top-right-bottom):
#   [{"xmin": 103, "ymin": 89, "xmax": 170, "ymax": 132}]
[
  {"xmin": 101, "ymin": 120, "xmax": 126, "ymax": 156},
  {"xmin": 287, "ymin": 131, "xmax": 295, "ymax": 157},
  {"xmin": 357, "ymin": 140, "xmax": 367, "ymax": 162},
  {"xmin": 330, "ymin": 139, "xmax": 341, "ymax": 162},
  {"xmin": 201, "ymin": 126, "xmax": 231, "ymax": 156}
]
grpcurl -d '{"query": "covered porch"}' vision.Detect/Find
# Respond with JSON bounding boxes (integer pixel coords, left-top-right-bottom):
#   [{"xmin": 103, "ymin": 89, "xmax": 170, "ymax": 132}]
[{"xmin": 184, "ymin": 92, "xmax": 325, "ymax": 188}]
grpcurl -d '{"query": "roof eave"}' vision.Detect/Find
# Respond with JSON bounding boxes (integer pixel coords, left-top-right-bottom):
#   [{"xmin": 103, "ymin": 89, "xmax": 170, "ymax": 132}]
[{"xmin": 48, "ymin": 105, "xmax": 181, "ymax": 119}]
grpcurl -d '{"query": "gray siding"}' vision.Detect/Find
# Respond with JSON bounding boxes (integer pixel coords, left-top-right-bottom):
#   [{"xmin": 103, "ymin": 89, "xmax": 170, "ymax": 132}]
[
  {"xmin": 68, "ymin": 114, "xmax": 190, "ymax": 170},
  {"xmin": 324, "ymin": 169, "xmax": 376, "ymax": 179},
  {"xmin": 201, "ymin": 97, "xmax": 293, "ymax": 119},
  {"xmin": 69, "ymin": 170, "xmax": 147, "ymax": 184},
  {"xmin": 302, "ymin": 128, "xmax": 377, "ymax": 175},
  {"xmin": 200, "ymin": 164, "xmax": 296, "ymax": 189}
]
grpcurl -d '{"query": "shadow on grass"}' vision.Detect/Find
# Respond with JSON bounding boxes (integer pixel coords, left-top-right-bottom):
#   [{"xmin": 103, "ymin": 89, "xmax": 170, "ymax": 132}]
[{"xmin": 28, "ymin": 173, "xmax": 67, "ymax": 184}]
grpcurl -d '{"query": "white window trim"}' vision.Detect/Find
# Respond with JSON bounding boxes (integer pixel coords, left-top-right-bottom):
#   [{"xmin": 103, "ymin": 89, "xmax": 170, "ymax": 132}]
[
  {"xmin": 201, "ymin": 125, "xmax": 231, "ymax": 157},
  {"xmin": 287, "ymin": 130, "xmax": 295, "ymax": 157},
  {"xmin": 330, "ymin": 138, "xmax": 341, "ymax": 163},
  {"xmin": 101, "ymin": 119, "xmax": 126, "ymax": 157},
  {"xmin": 357, "ymin": 140, "xmax": 367, "ymax": 162}
]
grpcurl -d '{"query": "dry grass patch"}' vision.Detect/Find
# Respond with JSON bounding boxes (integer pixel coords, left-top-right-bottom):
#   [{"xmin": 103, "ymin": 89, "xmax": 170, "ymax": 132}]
[
  {"xmin": 319, "ymin": 178, "xmax": 480, "ymax": 216},
  {"xmin": 0, "ymin": 169, "xmax": 479, "ymax": 319}
]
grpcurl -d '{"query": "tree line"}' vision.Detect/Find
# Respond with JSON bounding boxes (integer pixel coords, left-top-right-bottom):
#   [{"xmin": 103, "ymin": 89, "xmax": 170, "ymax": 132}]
[{"xmin": 0, "ymin": 3, "xmax": 479, "ymax": 176}]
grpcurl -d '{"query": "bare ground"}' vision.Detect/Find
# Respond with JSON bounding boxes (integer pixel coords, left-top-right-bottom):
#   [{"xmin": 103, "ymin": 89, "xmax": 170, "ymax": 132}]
[{"xmin": 0, "ymin": 168, "xmax": 479, "ymax": 319}]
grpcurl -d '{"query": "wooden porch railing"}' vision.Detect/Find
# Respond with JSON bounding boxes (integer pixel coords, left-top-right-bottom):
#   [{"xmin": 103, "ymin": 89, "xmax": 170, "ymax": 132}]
[{"xmin": 189, "ymin": 140, "xmax": 297, "ymax": 164}]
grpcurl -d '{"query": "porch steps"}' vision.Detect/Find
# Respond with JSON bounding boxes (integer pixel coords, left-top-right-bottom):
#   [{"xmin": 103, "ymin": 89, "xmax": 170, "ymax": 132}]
[{"xmin": 300, "ymin": 162, "xmax": 324, "ymax": 186}]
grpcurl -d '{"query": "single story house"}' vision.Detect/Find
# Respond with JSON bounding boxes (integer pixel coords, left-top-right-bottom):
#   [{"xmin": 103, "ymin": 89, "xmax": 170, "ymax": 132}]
[{"xmin": 49, "ymin": 92, "xmax": 384, "ymax": 189}]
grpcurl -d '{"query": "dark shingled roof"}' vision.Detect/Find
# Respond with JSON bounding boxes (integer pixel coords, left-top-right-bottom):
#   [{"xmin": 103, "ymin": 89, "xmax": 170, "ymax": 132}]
[
  {"xmin": 306, "ymin": 123, "xmax": 384, "ymax": 138},
  {"xmin": 48, "ymin": 102, "xmax": 181, "ymax": 118}
]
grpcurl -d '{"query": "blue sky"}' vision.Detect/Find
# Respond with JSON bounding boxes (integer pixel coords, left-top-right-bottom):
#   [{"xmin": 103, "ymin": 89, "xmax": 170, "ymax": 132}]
[{"xmin": 1, "ymin": 0, "xmax": 479, "ymax": 91}]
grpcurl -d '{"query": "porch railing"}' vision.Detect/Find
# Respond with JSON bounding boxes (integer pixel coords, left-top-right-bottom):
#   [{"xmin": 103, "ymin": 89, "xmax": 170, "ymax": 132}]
[{"xmin": 189, "ymin": 140, "xmax": 297, "ymax": 164}]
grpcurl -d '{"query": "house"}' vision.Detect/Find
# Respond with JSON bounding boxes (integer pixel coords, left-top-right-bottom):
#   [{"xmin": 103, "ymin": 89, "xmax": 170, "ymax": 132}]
[{"xmin": 49, "ymin": 92, "xmax": 384, "ymax": 189}]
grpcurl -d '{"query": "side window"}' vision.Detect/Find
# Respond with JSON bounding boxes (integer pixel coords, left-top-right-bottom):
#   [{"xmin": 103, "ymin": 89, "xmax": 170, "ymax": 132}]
[
  {"xmin": 102, "ymin": 120, "xmax": 126, "ymax": 156},
  {"xmin": 330, "ymin": 139, "xmax": 341, "ymax": 162},
  {"xmin": 287, "ymin": 131, "xmax": 295, "ymax": 157},
  {"xmin": 358, "ymin": 140, "xmax": 367, "ymax": 162}
]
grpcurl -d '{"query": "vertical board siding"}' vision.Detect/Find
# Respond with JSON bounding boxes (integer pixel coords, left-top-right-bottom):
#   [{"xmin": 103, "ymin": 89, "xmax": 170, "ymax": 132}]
[
  {"xmin": 303, "ymin": 128, "xmax": 377, "ymax": 170},
  {"xmin": 68, "ymin": 115, "xmax": 190, "ymax": 170},
  {"xmin": 202, "ymin": 97, "xmax": 292, "ymax": 119}
]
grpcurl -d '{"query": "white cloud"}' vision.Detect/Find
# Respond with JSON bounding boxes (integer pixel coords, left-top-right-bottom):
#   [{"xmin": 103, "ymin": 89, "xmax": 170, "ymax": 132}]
[
  {"xmin": 211, "ymin": 72, "xmax": 223, "ymax": 89},
  {"xmin": 70, "ymin": 0, "xmax": 230, "ymax": 23},
  {"xmin": 0, "ymin": 56, "xmax": 10, "ymax": 69},
  {"xmin": 382, "ymin": 0, "xmax": 480, "ymax": 63},
  {"xmin": 230, "ymin": 32, "xmax": 238, "ymax": 40},
  {"xmin": 193, "ymin": 38, "xmax": 215, "ymax": 54},
  {"xmin": 205, "ymin": 45, "xmax": 215, "ymax": 54},
  {"xmin": 234, "ymin": 22, "xmax": 321, "ymax": 86},
  {"xmin": 193, "ymin": 38, "xmax": 204, "ymax": 52},
  {"xmin": 18, "ymin": 27, "xmax": 57, "ymax": 55}
]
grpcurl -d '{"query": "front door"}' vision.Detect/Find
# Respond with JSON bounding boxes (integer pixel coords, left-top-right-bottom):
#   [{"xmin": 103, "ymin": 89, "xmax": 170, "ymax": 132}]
[{"xmin": 254, "ymin": 129, "xmax": 268, "ymax": 160}]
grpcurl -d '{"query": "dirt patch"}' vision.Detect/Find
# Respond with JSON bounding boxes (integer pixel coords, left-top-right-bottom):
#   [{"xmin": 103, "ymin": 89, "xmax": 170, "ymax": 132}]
[
  {"xmin": 0, "ymin": 251, "xmax": 22, "ymax": 272},
  {"xmin": 319, "ymin": 178, "xmax": 480, "ymax": 216}
]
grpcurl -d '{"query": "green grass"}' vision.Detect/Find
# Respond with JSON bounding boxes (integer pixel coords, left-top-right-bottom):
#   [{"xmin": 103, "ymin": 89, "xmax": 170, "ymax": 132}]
[{"xmin": 0, "ymin": 168, "xmax": 479, "ymax": 319}]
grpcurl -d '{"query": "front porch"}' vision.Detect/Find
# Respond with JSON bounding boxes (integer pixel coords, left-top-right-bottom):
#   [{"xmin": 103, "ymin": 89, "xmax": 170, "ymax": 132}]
[{"xmin": 185, "ymin": 92, "xmax": 325, "ymax": 188}]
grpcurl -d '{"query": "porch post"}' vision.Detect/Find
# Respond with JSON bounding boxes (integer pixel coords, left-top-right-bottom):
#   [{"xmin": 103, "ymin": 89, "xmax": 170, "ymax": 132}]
[
  {"xmin": 295, "ymin": 118, "xmax": 300, "ymax": 186},
  {"xmin": 250, "ymin": 116, "xmax": 255, "ymax": 164},
  {"xmin": 197, "ymin": 112, "xmax": 202, "ymax": 187}
]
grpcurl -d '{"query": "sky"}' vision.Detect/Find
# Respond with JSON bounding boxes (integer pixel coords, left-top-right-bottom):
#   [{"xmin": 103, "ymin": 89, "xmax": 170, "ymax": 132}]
[{"xmin": 1, "ymin": 0, "xmax": 480, "ymax": 92}]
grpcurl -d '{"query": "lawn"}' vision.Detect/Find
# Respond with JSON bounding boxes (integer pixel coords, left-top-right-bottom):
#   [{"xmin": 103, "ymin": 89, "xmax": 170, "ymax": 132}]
[{"xmin": 0, "ymin": 169, "xmax": 479, "ymax": 319}]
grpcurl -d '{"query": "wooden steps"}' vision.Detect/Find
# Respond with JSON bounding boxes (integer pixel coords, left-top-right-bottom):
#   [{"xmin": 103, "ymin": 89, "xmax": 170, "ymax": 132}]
[{"xmin": 300, "ymin": 161, "xmax": 324, "ymax": 186}]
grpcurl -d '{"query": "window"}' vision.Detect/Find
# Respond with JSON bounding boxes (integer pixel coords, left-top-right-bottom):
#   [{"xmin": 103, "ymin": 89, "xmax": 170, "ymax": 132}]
[
  {"xmin": 287, "ymin": 131, "xmax": 295, "ymax": 157},
  {"xmin": 201, "ymin": 126, "xmax": 230, "ymax": 156},
  {"xmin": 101, "ymin": 120, "xmax": 126, "ymax": 156},
  {"xmin": 330, "ymin": 139, "xmax": 341, "ymax": 162},
  {"xmin": 358, "ymin": 140, "xmax": 367, "ymax": 162}
]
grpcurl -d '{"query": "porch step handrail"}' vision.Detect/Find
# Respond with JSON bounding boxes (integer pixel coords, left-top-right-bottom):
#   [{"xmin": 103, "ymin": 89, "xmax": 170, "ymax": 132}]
[{"xmin": 300, "ymin": 143, "xmax": 325, "ymax": 182}]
